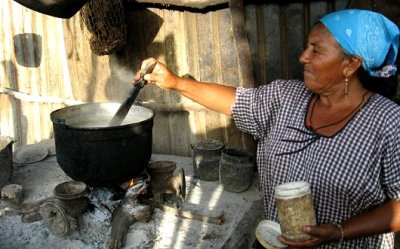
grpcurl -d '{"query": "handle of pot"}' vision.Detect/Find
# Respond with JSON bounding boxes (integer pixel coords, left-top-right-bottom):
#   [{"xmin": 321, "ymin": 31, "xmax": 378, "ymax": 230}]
[
  {"xmin": 8, "ymin": 136, "xmax": 17, "ymax": 144},
  {"xmin": 53, "ymin": 118, "xmax": 69, "ymax": 129}
]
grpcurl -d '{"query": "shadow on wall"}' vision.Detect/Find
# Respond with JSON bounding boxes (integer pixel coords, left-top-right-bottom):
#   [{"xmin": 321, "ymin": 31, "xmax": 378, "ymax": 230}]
[
  {"xmin": 13, "ymin": 33, "xmax": 42, "ymax": 68},
  {"xmin": 103, "ymin": 8, "xmax": 165, "ymax": 102},
  {"xmin": 101, "ymin": 7, "xmax": 234, "ymax": 157}
]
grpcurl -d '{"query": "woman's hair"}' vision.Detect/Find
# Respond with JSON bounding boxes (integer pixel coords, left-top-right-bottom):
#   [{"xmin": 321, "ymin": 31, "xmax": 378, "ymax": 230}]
[
  {"xmin": 357, "ymin": 67, "xmax": 399, "ymax": 103},
  {"xmin": 341, "ymin": 49, "xmax": 399, "ymax": 104}
]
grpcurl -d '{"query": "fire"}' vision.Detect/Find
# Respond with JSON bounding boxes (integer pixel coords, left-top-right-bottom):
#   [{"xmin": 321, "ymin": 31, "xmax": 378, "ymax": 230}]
[
  {"xmin": 120, "ymin": 178, "xmax": 137, "ymax": 190},
  {"xmin": 120, "ymin": 174, "xmax": 149, "ymax": 192},
  {"xmin": 128, "ymin": 178, "xmax": 135, "ymax": 188}
]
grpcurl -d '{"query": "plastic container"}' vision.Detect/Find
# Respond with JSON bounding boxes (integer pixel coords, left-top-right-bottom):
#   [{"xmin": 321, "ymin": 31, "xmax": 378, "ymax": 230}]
[
  {"xmin": 255, "ymin": 220, "xmax": 287, "ymax": 249},
  {"xmin": 191, "ymin": 139, "xmax": 224, "ymax": 181},
  {"xmin": 219, "ymin": 148, "xmax": 254, "ymax": 193},
  {"xmin": 275, "ymin": 181, "xmax": 316, "ymax": 241}
]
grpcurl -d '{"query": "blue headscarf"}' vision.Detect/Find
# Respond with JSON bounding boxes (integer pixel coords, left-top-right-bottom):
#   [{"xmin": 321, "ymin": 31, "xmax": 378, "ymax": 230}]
[{"xmin": 320, "ymin": 9, "xmax": 400, "ymax": 78}]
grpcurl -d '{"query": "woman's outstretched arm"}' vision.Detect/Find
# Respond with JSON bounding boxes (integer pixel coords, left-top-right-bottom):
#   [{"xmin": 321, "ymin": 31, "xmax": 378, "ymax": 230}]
[{"xmin": 138, "ymin": 58, "xmax": 237, "ymax": 116}]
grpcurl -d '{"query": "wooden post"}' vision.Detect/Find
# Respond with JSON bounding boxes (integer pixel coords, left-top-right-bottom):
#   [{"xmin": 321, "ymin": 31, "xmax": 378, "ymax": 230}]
[{"xmin": 228, "ymin": 0, "xmax": 257, "ymax": 153}]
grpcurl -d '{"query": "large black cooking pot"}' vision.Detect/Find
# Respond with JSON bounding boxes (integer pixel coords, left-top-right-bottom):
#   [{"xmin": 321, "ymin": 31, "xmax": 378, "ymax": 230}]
[
  {"xmin": 50, "ymin": 103, "xmax": 153, "ymax": 186},
  {"xmin": 13, "ymin": 0, "xmax": 88, "ymax": 19}
]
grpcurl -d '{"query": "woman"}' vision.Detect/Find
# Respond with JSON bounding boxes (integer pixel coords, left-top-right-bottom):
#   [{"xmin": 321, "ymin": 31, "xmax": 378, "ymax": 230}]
[{"xmin": 137, "ymin": 9, "xmax": 400, "ymax": 248}]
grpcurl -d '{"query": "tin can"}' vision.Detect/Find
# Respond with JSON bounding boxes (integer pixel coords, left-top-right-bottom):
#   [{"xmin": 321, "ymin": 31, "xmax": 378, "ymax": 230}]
[
  {"xmin": 219, "ymin": 148, "xmax": 253, "ymax": 193},
  {"xmin": 0, "ymin": 136, "xmax": 15, "ymax": 188},
  {"xmin": 275, "ymin": 181, "xmax": 316, "ymax": 241},
  {"xmin": 191, "ymin": 139, "xmax": 224, "ymax": 181}
]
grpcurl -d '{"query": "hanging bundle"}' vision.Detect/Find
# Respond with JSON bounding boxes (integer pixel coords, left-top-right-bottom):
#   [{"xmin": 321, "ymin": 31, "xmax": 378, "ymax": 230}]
[{"xmin": 80, "ymin": 0, "xmax": 127, "ymax": 55}]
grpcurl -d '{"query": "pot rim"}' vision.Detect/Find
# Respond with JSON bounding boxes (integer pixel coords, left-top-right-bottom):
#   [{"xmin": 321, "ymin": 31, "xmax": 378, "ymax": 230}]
[{"xmin": 50, "ymin": 102, "xmax": 154, "ymax": 130}]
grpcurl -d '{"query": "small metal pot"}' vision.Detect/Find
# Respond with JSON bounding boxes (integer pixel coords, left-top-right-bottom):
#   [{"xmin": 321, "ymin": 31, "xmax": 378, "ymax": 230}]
[
  {"xmin": 41, "ymin": 181, "xmax": 89, "ymax": 236},
  {"xmin": 191, "ymin": 139, "xmax": 224, "ymax": 181},
  {"xmin": 0, "ymin": 136, "xmax": 15, "ymax": 188}
]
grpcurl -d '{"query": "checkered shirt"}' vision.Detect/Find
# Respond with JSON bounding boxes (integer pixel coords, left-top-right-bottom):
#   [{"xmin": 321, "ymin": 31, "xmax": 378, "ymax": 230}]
[{"xmin": 232, "ymin": 79, "xmax": 400, "ymax": 249}]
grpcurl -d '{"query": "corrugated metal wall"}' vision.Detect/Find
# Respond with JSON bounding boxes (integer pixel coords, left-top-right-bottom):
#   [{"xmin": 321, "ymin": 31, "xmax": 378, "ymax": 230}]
[
  {"xmin": 1, "ymin": 0, "xmax": 351, "ymax": 156},
  {"xmin": 1, "ymin": 2, "xmax": 70, "ymax": 146}
]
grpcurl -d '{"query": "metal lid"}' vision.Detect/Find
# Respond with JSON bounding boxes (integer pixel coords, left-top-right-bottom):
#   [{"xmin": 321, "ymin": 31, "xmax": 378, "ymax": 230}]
[
  {"xmin": 255, "ymin": 220, "xmax": 287, "ymax": 249},
  {"xmin": 13, "ymin": 144, "xmax": 49, "ymax": 164},
  {"xmin": 192, "ymin": 139, "xmax": 224, "ymax": 150}
]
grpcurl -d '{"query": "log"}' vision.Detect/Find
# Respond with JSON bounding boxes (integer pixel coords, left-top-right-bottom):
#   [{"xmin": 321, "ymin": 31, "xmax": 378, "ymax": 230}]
[{"xmin": 142, "ymin": 199, "xmax": 225, "ymax": 225}]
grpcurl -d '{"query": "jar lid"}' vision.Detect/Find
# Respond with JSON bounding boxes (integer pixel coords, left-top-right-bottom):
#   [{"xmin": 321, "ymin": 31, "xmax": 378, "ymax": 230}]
[
  {"xmin": 192, "ymin": 139, "xmax": 224, "ymax": 150},
  {"xmin": 275, "ymin": 181, "xmax": 311, "ymax": 199},
  {"xmin": 255, "ymin": 220, "xmax": 287, "ymax": 249}
]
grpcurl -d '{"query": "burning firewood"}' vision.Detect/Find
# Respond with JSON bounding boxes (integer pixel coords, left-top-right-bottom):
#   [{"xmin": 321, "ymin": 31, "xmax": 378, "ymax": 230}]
[{"xmin": 108, "ymin": 180, "xmax": 153, "ymax": 249}]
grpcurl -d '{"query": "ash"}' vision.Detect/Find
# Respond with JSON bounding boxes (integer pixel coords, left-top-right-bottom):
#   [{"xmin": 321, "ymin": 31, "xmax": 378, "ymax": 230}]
[
  {"xmin": 0, "ymin": 186, "xmax": 150, "ymax": 249},
  {"xmin": 0, "ymin": 145, "xmax": 264, "ymax": 249}
]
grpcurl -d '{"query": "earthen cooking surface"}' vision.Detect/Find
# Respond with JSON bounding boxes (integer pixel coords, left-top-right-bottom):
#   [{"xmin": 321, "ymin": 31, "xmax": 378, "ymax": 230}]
[{"xmin": 0, "ymin": 140, "xmax": 263, "ymax": 249}]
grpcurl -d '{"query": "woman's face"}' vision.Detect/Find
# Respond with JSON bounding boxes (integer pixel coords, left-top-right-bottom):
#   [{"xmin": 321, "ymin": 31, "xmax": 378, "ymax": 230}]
[{"xmin": 299, "ymin": 23, "xmax": 347, "ymax": 94}]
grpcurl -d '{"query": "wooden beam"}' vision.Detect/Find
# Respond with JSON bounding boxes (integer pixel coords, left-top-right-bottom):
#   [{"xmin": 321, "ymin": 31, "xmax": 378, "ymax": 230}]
[
  {"xmin": 228, "ymin": 0, "xmax": 257, "ymax": 153},
  {"xmin": 0, "ymin": 87, "xmax": 208, "ymax": 112},
  {"xmin": 228, "ymin": 0, "xmax": 255, "ymax": 88},
  {"xmin": 131, "ymin": 0, "xmax": 228, "ymax": 9}
]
